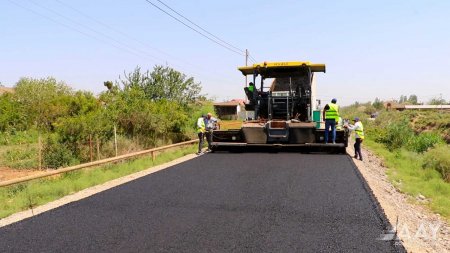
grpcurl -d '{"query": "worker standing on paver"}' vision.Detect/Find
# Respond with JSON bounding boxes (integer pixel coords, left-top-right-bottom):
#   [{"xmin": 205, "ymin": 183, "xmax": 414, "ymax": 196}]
[
  {"xmin": 345, "ymin": 117, "xmax": 365, "ymax": 161},
  {"xmin": 323, "ymin": 98, "xmax": 340, "ymax": 144},
  {"xmin": 204, "ymin": 113, "xmax": 218, "ymax": 151},
  {"xmin": 244, "ymin": 82, "xmax": 256, "ymax": 102},
  {"xmin": 196, "ymin": 114, "xmax": 206, "ymax": 155}
]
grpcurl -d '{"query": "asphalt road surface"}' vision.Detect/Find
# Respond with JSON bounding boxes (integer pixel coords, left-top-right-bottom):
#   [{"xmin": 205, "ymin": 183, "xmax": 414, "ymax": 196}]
[{"xmin": 0, "ymin": 153, "xmax": 404, "ymax": 252}]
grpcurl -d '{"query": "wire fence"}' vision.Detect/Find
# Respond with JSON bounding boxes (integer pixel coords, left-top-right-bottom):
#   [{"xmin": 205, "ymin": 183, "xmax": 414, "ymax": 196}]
[{"xmin": 0, "ymin": 129, "xmax": 195, "ymax": 181}]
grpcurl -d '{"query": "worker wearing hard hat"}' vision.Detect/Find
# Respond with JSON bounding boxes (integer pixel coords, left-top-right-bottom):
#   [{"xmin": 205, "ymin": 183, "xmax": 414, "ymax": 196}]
[
  {"xmin": 345, "ymin": 117, "xmax": 365, "ymax": 161},
  {"xmin": 245, "ymin": 82, "xmax": 256, "ymax": 102},
  {"xmin": 323, "ymin": 98, "xmax": 340, "ymax": 144},
  {"xmin": 196, "ymin": 114, "xmax": 206, "ymax": 155}
]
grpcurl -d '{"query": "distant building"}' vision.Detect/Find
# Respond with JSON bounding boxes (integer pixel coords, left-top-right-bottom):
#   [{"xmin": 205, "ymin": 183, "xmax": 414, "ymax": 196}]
[
  {"xmin": 386, "ymin": 103, "xmax": 450, "ymax": 111},
  {"xmin": 213, "ymin": 99, "xmax": 245, "ymax": 120}
]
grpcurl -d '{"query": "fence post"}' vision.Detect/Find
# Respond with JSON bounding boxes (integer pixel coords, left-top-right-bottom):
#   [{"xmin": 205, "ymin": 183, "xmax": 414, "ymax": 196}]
[
  {"xmin": 114, "ymin": 125, "xmax": 118, "ymax": 157},
  {"xmin": 38, "ymin": 133, "xmax": 42, "ymax": 170},
  {"xmin": 89, "ymin": 134, "xmax": 93, "ymax": 162},
  {"xmin": 96, "ymin": 136, "xmax": 100, "ymax": 160}
]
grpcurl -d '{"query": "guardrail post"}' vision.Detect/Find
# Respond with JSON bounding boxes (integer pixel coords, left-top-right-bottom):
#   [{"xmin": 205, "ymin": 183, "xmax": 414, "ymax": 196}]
[{"xmin": 151, "ymin": 151, "xmax": 156, "ymax": 162}]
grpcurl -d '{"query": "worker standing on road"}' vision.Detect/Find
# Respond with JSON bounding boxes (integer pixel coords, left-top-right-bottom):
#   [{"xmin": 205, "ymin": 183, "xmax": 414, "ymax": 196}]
[
  {"xmin": 345, "ymin": 117, "xmax": 365, "ymax": 161},
  {"xmin": 323, "ymin": 98, "xmax": 340, "ymax": 144},
  {"xmin": 196, "ymin": 114, "xmax": 206, "ymax": 155},
  {"xmin": 204, "ymin": 113, "xmax": 218, "ymax": 151}
]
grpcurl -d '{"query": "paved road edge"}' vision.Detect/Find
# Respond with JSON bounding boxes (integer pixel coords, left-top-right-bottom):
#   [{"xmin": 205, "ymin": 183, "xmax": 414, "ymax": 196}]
[{"xmin": 0, "ymin": 153, "xmax": 199, "ymax": 228}]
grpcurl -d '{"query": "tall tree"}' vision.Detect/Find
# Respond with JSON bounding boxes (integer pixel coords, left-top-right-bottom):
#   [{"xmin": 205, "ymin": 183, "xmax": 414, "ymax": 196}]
[
  {"xmin": 14, "ymin": 77, "xmax": 73, "ymax": 130},
  {"xmin": 120, "ymin": 65, "xmax": 202, "ymax": 105},
  {"xmin": 372, "ymin": 97, "xmax": 383, "ymax": 110},
  {"xmin": 408, "ymin": 94, "xmax": 418, "ymax": 105},
  {"xmin": 399, "ymin": 95, "xmax": 408, "ymax": 104},
  {"xmin": 428, "ymin": 97, "xmax": 447, "ymax": 105}
]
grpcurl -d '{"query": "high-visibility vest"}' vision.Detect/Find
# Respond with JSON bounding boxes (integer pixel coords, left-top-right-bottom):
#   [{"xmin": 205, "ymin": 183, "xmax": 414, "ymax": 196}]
[
  {"xmin": 325, "ymin": 103, "xmax": 339, "ymax": 121},
  {"xmin": 197, "ymin": 117, "xmax": 205, "ymax": 133},
  {"xmin": 355, "ymin": 121, "xmax": 365, "ymax": 139}
]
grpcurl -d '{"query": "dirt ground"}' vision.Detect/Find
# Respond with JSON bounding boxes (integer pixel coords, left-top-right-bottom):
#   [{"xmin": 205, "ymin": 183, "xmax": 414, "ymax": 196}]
[
  {"xmin": 0, "ymin": 167, "xmax": 45, "ymax": 182},
  {"xmin": 349, "ymin": 144, "xmax": 450, "ymax": 253}
]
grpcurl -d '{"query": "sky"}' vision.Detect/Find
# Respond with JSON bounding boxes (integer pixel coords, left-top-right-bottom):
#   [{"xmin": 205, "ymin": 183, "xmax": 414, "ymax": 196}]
[{"xmin": 1, "ymin": 0, "xmax": 450, "ymax": 105}]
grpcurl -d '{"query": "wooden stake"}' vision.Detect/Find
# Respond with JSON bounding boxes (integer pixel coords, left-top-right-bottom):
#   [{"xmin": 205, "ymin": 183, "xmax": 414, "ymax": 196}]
[
  {"xmin": 38, "ymin": 133, "xmax": 42, "ymax": 170},
  {"xmin": 96, "ymin": 136, "xmax": 100, "ymax": 160},
  {"xmin": 89, "ymin": 134, "xmax": 93, "ymax": 162},
  {"xmin": 114, "ymin": 125, "xmax": 118, "ymax": 157}
]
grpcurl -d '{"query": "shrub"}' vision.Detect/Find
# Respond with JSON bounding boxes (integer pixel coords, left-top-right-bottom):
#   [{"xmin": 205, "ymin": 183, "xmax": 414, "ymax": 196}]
[
  {"xmin": 407, "ymin": 132, "xmax": 444, "ymax": 153},
  {"xmin": 43, "ymin": 136, "xmax": 78, "ymax": 169},
  {"xmin": 423, "ymin": 145, "xmax": 450, "ymax": 182},
  {"xmin": 379, "ymin": 120, "xmax": 414, "ymax": 151}
]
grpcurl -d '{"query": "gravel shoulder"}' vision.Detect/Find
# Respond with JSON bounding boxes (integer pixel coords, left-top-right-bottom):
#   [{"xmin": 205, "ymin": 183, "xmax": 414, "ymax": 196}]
[{"xmin": 349, "ymin": 144, "xmax": 450, "ymax": 253}]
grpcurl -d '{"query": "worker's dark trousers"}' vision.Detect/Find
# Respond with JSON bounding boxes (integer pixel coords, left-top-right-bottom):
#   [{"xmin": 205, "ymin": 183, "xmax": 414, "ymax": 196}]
[
  {"xmin": 198, "ymin": 132, "xmax": 204, "ymax": 153},
  {"xmin": 354, "ymin": 138, "xmax": 363, "ymax": 160},
  {"xmin": 205, "ymin": 131, "xmax": 212, "ymax": 150},
  {"xmin": 324, "ymin": 119, "xmax": 336, "ymax": 143}
]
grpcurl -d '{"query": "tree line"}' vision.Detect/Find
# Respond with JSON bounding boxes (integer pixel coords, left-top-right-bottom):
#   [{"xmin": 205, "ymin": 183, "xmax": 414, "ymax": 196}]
[{"xmin": 0, "ymin": 65, "xmax": 206, "ymax": 168}]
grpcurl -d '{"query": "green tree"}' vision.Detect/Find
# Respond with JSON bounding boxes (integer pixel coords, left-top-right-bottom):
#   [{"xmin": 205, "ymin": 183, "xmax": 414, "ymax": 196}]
[
  {"xmin": 408, "ymin": 94, "xmax": 418, "ymax": 105},
  {"xmin": 120, "ymin": 65, "xmax": 202, "ymax": 105},
  {"xmin": 13, "ymin": 77, "xmax": 73, "ymax": 130},
  {"xmin": 0, "ymin": 93, "xmax": 27, "ymax": 132},
  {"xmin": 399, "ymin": 95, "xmax": 408, "ymax": 104},
  {"xmin": 372, "ymin": 97, "xmax": 383, "ymax": 110},
  {"xmin": 428, "ymin": 97, "xmax": 447, "ymax": 105}
]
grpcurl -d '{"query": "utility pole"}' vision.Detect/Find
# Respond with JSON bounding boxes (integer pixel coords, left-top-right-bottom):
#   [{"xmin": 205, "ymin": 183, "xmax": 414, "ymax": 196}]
[
  {"xmin": 245, "ymin": 49, "xmax": 249, "ymax": 119},
  {"xmin": 245, "ymin": 49, "xmax": 249, "ymax": 88}
]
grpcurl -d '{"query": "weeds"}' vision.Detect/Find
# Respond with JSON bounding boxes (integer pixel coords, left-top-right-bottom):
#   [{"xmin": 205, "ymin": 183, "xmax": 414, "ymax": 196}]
[{"xmin": 423, "ymin": 145, "xmax": 450, "ymax": 182}]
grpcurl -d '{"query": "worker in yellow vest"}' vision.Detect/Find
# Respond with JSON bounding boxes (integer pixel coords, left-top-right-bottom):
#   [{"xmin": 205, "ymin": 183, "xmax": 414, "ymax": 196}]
[
  {"xmin": 245, "ymin": 82, "xmax": 256, "ymax": 102},
  {"xmin": 196, "ymin": 114, "xmax": 206, "ymax": 155},
  {"xmin": 322, "ymin": 98, "xmax": 339, "ymax": 144},
  {"xmin": 345, "ymin": 117, "xmax": 365, "ymax": 161}
]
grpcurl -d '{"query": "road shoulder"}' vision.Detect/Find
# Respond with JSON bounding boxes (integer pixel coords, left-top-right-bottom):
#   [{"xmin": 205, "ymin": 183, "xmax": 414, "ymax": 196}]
[{"xmin": 350, "ymin": 145, "xmax": 449, "ymax": 253}]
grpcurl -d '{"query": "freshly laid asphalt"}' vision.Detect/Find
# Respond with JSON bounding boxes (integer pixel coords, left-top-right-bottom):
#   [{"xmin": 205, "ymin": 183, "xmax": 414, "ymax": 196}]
[{"xmin": 0, "ymin": 153, "xmax": 403, "ymax": 252}]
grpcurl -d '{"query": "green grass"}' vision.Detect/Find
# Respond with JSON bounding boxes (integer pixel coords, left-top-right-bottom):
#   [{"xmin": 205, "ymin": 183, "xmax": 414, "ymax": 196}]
[
  {"xmin": 364, "ymin": 139, "xmax": 450, "ymax": 221},
  {"xmin": 0, "ymin": 144, "xmax": 39, "ymax": 169},
  {"xmin": 0, "ymin": 144, "xmax": 197, "ymax": 219}
]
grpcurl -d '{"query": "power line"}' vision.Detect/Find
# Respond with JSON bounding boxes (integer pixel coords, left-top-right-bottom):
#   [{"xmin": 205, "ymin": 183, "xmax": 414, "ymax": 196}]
[
  {"xmin": 53, "ymin": 0, "xmax": 211, "ymax": 73},
  {"xmin": 16, "ymin": 0, "xmax": 224, "ymax": 82},
  {"xmin": 155, "ymin": 0, "xmax": 244, "ymax": 54},
  {"xmin": 143, "ymin": 0, "xmax": 245, "ymax": 56},
  {"xmin": 9, "ymin": 0, "xmax": 255, "ymax": 99},
  {"xmin": 248, "ymin": 54, "xmax": 257, "ymax": 64},
  {"xmin": 8, "ymin": 0, "xmax": 146, "ymax": 60},
  {"xmin": 27, "ymin": 0, "xmax": 165, "ymax": 63}
]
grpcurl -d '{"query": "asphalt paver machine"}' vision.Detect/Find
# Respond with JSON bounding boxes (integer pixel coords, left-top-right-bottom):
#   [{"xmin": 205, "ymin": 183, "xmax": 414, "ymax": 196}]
[{"xmin": 211, "ymin": 61, "xmax": 348, "ymax": 153}]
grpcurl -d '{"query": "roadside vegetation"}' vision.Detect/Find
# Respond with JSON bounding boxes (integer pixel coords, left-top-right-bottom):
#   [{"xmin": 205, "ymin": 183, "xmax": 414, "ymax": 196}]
[
  {"xmin": 0, "ymin": 65, "xmax": 208, "ymax": 170},
  {"xmin": 341, "ymin": 97, "xmax": 450, "ymax": 220},
  {"xmin": 0, "ymin": 144, "xmax": 197, "ymax": 219}
]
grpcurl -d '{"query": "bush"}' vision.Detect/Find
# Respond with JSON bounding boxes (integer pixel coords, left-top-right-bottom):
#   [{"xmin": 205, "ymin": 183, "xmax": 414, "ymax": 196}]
[
  {"xmin": 43, "ymin": 136, "xmax": 78, "ymax": 169},
  {"xmin": 423, "ymin": 145, "xmax": 450, "ymax": 182},
  {"xmin": 379, "ymin": 120, "xmax": 414, "ymax": 151},
  {"xmin": 407, "ymin": 132, "xmax": 443, "ymax": 153}
]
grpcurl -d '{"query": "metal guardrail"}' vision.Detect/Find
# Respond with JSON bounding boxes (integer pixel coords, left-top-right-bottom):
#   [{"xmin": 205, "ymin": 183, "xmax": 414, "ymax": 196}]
[{"xmin": 0, "ymin": 139, "xmax": 198, "ymax": 188}]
